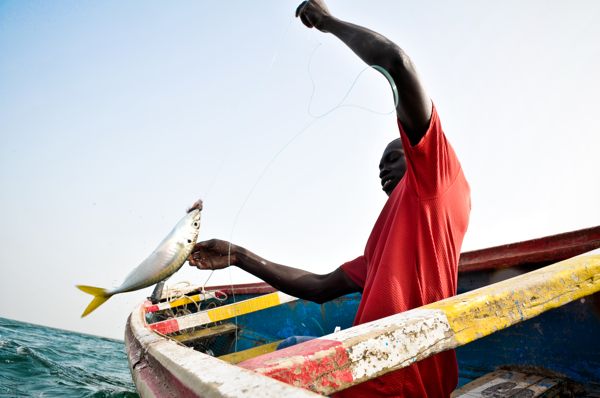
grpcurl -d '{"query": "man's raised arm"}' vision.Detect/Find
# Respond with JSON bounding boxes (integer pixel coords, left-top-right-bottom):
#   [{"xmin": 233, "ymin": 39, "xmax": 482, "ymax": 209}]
[{"xmin": 296, "ymin": 0, "xmax": 431, "ymax": 146}]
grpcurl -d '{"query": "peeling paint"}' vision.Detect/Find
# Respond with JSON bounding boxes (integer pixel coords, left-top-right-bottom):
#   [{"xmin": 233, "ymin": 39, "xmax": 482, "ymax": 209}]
[
  {"xmin": 344, "ymin": 310, "xmax": 451, "ymax": 381},
  {"xmin": 242, "ymin": 255, "xmax": 599, "ymax": 395}
]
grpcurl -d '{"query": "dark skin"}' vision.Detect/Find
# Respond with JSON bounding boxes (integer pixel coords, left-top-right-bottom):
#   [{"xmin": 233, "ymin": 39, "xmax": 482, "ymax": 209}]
[
  {"xmin": 189, "ymin": 0, "xmax": 427, "ymax": 303},
  {"xmin": 295, "ymin": 0, "xmax": 431, "ymax": 145},
  {"xmin": 189, "ymin": 239, "xmax": 357, "ymax": 304},
  {"xmin": 379, "ymin": 138, "xmax": 406, "ymax": 196}
]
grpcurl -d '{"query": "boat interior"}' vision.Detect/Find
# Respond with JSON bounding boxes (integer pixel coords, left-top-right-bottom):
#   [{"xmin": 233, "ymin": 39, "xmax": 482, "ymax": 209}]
[{"xmin": 141, "ymin": 227, "xmax": 600, "ymax": 397}]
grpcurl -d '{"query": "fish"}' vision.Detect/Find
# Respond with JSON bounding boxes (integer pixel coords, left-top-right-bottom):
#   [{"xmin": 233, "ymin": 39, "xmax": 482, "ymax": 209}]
[{"xmin": 77, "ymin": 200, "xmax": 203, "ymax": 317}]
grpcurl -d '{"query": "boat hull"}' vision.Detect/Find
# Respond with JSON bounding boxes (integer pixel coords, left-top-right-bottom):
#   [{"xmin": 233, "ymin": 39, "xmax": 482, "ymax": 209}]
[
  {"xmin": 125, "ymin": 298, "xmax": 321, "ymax": 398},
  {"xmin": 125, "ymin": 227, "xmax": 600, "ymax": 396}
]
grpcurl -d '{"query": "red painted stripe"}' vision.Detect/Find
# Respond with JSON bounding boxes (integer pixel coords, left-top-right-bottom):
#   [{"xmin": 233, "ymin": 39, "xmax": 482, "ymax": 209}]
[
  {"xmin": 239, "ymin": 338, "xmax": 354, "ymax": 390},
  {"xmin": 149, "ymin": 318, "xmax": 179, "ymax": 335},
  {"xmin": 145, "ymin": 304, "xmax": 160, "ymax": 313},
  {"xmin": 459, "ymin": 225, "xmax": 600, "ymax": 273},
  {"xmin": 239, "ymin": 338, "xmax": 342, "ymax": 369},
  {"xmin": 205, "ymin": 282, "xmax": 276, "ymax": 295}
]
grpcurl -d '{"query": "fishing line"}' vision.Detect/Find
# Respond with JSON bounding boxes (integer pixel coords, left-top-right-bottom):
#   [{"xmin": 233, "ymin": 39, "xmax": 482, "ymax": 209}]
[
  {"xmin": 201, "ymin": 269, "xmax": 215, "ymax": 288},
  {"xmin": 222, "ymin": 39, "xmax": 398, "ymax": 353},
  {"xmin": 200, "ymin": 21, "xmax": 399, "ymax": 353},
  {"xmin": 223, "ymin": 44, "xmax": 399, "ymax": 250},
  {"xmin": 200, "ymin": 17, "xmax": 296, "ymax": 204},
  {"xmin": 306, "ymin": 44, "xmax": 399, "ymax": 117},
  {"xmin": 192, "ymin": 17, "xmax": 296, "ymax": 351},
  {"xmin": 200, "ymin": 16, "xmax": 299, "ymax": 352}
]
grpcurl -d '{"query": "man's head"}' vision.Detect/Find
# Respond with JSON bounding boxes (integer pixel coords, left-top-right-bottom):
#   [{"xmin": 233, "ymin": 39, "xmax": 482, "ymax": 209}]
[{"xmin": 379, "ymin": 138, "xmax": 406, "ymax": 196}]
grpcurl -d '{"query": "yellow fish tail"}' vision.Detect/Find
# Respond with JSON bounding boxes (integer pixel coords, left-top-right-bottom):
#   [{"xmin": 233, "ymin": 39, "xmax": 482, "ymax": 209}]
[{"xmin": 77, "ymin": 285, "xmax": 111, "ymax": 317}]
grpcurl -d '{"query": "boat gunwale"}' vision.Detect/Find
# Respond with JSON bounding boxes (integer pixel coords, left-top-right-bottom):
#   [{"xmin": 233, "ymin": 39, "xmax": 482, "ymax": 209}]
[
  {"xmin": 235, "ymin": 254, "xmax": 600, "ymax": 394},
  {"xmin": 124, "ymin": 299, "xmax": 323, "ymax": 397}
]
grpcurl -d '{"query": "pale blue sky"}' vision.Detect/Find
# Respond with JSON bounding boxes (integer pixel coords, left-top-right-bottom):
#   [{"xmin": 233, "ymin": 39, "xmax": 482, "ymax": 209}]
[{"xmin": 1, "ymin": 1, "xmax": 599, "ymax": 339}]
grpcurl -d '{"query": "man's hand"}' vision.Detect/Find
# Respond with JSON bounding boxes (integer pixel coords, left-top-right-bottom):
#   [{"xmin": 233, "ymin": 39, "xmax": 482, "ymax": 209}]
[
  {"xmin": 295, "ymin": 0, "xmax": 332, "ymax": 32},
  {"xmin": 188, "ymin": 239, "xmax": 236, "ymax": 270}
]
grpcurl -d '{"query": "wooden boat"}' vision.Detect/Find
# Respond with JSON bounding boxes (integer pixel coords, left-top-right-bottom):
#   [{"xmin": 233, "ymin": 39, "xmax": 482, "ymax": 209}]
[{"xmin": 125, "ymin": 226, "xmax": 600, "ymax": 397}]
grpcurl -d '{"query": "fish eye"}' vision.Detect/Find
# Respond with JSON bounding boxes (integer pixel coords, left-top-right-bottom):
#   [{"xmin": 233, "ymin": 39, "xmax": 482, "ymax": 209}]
[{"xmin": 194, "ymin": 222, "xmax": 198, "ymax": 227}]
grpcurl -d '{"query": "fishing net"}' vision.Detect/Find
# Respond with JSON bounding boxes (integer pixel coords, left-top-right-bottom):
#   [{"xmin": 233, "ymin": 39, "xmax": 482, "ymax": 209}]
[{"xmin": 145, "ymin": 282, "xmax": 235, "ymax": 356}]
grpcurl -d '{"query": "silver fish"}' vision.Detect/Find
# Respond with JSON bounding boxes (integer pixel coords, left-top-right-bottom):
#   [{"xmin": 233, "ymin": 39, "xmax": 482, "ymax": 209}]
[{"xmin": 77, "ymin": 200, "xmax": 202, "ymax": 317}]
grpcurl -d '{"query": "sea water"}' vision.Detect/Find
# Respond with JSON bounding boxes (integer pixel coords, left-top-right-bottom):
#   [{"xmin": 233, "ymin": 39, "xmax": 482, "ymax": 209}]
[{"xmin": 0, "ymin": 317, "xmax": 138, "ymax": 397}]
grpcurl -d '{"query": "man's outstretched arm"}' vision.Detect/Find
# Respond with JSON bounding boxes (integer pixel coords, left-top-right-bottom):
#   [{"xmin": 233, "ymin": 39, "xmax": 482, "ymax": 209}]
[
  {"xmin": 296, "ymin": 0, "xmax": 431, "ymax": 146},
  {"xmin": 188, "ymin": 239, "xmax": 361, "ymax": 304}
]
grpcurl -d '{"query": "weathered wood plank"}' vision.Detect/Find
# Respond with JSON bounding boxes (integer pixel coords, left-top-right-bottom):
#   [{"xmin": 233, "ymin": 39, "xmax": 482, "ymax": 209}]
[
  {"xmin": 452, "ymin": 370, "xmax": 563, "ymax": 397},
  {"xmin": 459, "ymin": 225, "xmax": 600, "ymax": 272},
  {"xmin": 171, "ymin": 323, "xmax": 238, "ymax": 345}
]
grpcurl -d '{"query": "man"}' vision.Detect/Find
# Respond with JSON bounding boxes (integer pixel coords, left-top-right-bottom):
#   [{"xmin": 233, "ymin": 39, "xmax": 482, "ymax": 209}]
[{"xmin": 189, "ymin": 1, "xmax": 470, "ymax": 396}]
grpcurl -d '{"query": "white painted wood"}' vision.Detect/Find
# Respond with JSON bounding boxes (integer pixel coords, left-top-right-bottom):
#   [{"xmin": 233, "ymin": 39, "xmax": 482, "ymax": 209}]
[
  {"xmin": 128, "ymin": 305, "xmax": 322, "ymax": 398},
  {"xmin": 329, "ymin": 309, "xmax": 453, "ymax": 380}
]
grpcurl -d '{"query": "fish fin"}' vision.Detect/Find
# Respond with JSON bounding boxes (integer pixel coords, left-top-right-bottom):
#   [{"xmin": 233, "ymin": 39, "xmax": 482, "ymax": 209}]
[{"xmin": 76, "ymin": 285, "xmax": 111, "ymax": 318}]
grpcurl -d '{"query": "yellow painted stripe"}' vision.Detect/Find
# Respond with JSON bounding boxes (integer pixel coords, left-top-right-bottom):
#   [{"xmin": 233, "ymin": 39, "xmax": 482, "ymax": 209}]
[
  {"xmin": 207, "ymin": 292, "xmax": 282, "ymax": 323},
  {"xmin": 161, "ymin": 292, "xmax": 298, "ymax": 333},
  {"xmin": 218, "ymin": 340, "xmax": 283, "ymax": 364},
  {"xmin": 424, "ymin": 254, "xmax": 600, "ymax": 345},
  {"xmin": 162, "ymin": 292, "xmax": 217, "ymax": 310}
]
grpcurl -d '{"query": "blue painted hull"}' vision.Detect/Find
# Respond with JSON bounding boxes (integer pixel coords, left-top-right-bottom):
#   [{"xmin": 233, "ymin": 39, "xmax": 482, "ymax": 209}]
[
  {"xmin": 208, "ymin": 282, "xmax": 600, "ymax": 388},
  {"xmin": 456, "ymin": 297, "xmax": 600, "ymax": 387},
  {"xmin": 200, "ymin": 293, "xmax": 360, "ymax": 355}
]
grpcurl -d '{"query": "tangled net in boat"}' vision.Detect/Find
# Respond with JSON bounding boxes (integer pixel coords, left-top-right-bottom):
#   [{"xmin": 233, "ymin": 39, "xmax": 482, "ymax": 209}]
[{"xmin": 147, "ymin": 281, "xmax": 232, "ymax": 355}]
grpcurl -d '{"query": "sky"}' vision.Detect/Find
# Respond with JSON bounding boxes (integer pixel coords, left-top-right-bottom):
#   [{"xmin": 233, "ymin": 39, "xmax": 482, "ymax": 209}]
[{"xmin": 1, "ymin": 1, "xmax": 599, "ymax": 340}]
